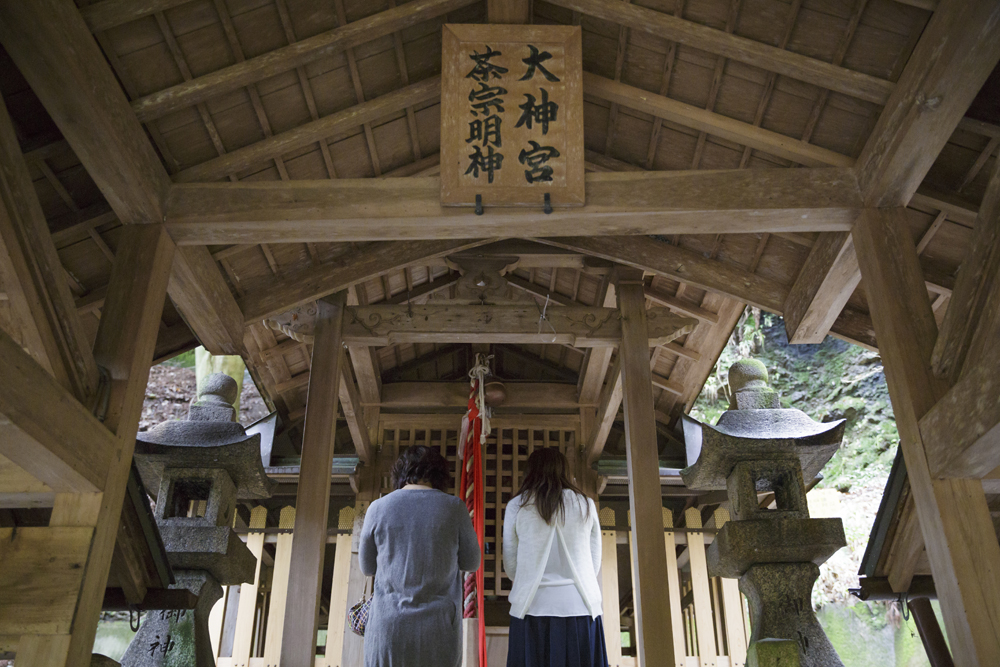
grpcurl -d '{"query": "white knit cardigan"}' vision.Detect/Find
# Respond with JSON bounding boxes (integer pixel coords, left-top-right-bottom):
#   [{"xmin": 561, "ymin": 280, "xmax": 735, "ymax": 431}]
[{"xmin": 502, "ymin": 489, "xmax": 603, "ymax": 619}]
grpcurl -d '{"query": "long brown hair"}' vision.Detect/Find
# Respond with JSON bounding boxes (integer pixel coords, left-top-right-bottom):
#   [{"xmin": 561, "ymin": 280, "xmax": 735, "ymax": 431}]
[{"xmin": 515, "ymin": 448, "xmax": 584, "ymax": 524}]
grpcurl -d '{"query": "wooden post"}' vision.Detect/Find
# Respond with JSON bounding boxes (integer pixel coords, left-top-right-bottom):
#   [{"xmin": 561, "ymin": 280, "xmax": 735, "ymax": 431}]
[
  {"xmin": 323, "ymin": 533, "xmax": 353, "ymax": 667},
  {"xmin": 280, "ymin": 293, "xmax": 347, "ymax": 666},
  {"xmin": 601, "ymin": 526, "xmax": 623, "ymax": 667},
  {"xmin": 265, "ymin": 507, "xmax": 296, "ymax": 662},
  {"xmin": 853, "ymin": 208, "xmax": 1000, "ymax": 666},
  {"xmin": 714, "ymin": 509, "xmax": 746, "ymax": 667},
  {"xmin": 232, "ymin": 507, "xmax": 267, "ymax": 666},
  {"xmin": 616, "ymin": 268, "xmax": 677, "ymax": 666},
  {"xmin": 684, "ymin": 508, "xmax": 718, "ymax": 666},
  {"xmin": 663, "ymin": 511, "xmax": 686, "ymax": 667}
]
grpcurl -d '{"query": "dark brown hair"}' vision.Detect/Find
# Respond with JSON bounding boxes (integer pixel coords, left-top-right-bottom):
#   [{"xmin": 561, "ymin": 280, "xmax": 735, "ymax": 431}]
[
  {"xmin": 392, "ymin": 445, "xmax": 451, "ymax": 492},
  {"xmin": 515, "ymin": 448, "xmax": 584, "ymax": 524}
]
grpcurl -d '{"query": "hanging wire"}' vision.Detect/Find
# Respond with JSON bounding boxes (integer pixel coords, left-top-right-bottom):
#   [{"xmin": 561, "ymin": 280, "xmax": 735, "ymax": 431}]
[
  {"xmin": 899, "ymin": 592, "xmax": 910, "ymax": 622},
  {"xmin": 535, "ymin": 294, "xmax": 558, "ymax": 343}
]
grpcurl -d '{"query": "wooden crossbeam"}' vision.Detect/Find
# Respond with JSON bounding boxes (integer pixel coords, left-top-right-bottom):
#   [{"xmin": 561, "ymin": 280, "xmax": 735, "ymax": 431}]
[
  {"xmin": 550, "ymin": 0, "xmax": 893, "ymax": 104},
  {"xmin": 782, "ymin": 232, "xmax": 861, "ymax": 344},
  {"xmin": 164, "ymin": 169, "xmax": 862, "ymax": 244},
  {"xmin": 379, "ymin": 382, "xmax": 581, "ymax": 409},
  {"xmin": 128, "ymin": 0, "xmax": 476, "ymax": 122},
  {"xmin": 339, "ymin": 362, "xmax": 373, "ymax": 464},
  {"xmin": 0, "ymin": 454, "xmax": 54, "ymax": 508},
  {"xmin": 169, "ymin": 246, "xmax": 246, "ymax": 356},
  {"xmin": 339, "ymin": 304, "xmax": 696, "ymax": 347},
  {"xmin": 241, "ymin": 240, "xmax": 490, "ymax": 323},
  {"xmin": 79, "ymin": 0, "xmax": 191, "ymax": 32},
  {"xmin": 584, "ymin": 356, "xmax": 622, "ymax": 465},
  {"xmin": 584, "ymin": 73, "xmax": 853, "ymax": 168},
  {"xmin": 0, "ymin": 330, "xmax": 113, "ymax": 494}
]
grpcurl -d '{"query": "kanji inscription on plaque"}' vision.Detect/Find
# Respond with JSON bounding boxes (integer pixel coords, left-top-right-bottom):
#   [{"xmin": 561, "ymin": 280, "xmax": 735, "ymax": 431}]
[{"xmin": 441, "ymin": 25, "xmax": 584, "ymax": 208}]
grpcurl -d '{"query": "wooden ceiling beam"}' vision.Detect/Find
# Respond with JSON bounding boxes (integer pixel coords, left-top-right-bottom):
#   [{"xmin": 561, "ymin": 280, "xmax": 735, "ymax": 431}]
[
  {"xmin": 379, "ymin": 382, "xmax": 580, "ymax": 409},
  {"xmin": 174, "ymin": 78, "xmax": 440, "ymax": 183},
  {"xmin": 165, "ymin": 168, "xmax": 862, "ymax": 243},
  {"xmin": 488, "ymin": 0, "xmax": 532, "ymax": 23},
  {"xmin": 584, "ymin": 73, "xmax": 853, "ymax": 168},
  {"xmin": 784, "ymin": 0, "xmax": 1000, "ymax": 345},
  {"xmin": 337, "ymin": 304, "xmax": 695, "ymax": 347},
  {"xmin": 551, "ymin": 0, "xmax": 893, "ymax": 105},
  {"xmin": 241, "ymin": 240, "xmax": 492, "ymax": 323},
  {"xmin": 129, "ymin": 0, "xmax": 476, "ymax": 123}
]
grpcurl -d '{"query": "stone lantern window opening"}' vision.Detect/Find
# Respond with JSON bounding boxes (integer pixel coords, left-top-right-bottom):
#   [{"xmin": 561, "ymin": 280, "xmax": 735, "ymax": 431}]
[{"xmin": 168, "ymin": 478, "xmax": 212, "ymax": 519}]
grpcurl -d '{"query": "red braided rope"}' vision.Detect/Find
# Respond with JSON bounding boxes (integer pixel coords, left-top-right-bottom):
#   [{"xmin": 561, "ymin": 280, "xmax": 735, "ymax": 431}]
[{"xmin": 459, "ymin": 378, "xmax": 487, "ymax": 667}]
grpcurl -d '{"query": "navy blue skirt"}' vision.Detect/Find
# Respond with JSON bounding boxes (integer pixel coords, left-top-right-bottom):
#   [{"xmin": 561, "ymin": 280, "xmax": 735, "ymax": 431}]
[{"xmin": 507, "ymin": 615, "xmax": 610, "ymax": 667}]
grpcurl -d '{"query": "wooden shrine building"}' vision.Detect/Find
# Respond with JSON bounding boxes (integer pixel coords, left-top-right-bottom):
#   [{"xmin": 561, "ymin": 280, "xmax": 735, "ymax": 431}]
[{"xmin": 0, "ymin": 0, "xmax": 998, "ymax": 665}]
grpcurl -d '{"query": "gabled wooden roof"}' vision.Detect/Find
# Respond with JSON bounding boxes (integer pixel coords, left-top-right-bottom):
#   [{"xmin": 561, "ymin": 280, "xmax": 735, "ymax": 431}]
[{"xmin": 0, "ymin": 0, "xmax": 996, "ymax": 454}]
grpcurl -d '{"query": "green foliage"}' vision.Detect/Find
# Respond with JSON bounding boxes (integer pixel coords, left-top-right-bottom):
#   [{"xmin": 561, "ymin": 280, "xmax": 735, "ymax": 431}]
[
  {"xmin": 160, "ymin": 349, "xmax": 196, "ymax": 368},
  {"xmin": 691, "ymin": 309, "xmax": 897, "ymax": 492}
]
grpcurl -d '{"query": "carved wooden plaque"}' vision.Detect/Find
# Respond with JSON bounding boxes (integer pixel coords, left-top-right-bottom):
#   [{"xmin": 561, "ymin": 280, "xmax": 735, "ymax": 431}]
[{"xmin": 441, "ymin": 24, "xmax": 584, "ymax": 208}]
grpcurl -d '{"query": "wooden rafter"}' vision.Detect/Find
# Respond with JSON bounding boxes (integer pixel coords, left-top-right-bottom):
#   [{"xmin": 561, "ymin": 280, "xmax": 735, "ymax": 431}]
[
  {"xmin": 584, "ymin": 74, "xmax": 853, "ymax": 168},
  {"xmin": 129, "ymin": 0, "xmax": 476, "ymax": 123},
  {"xmin": 549, "ymin": 0, "xmax": 894, "ymax": 104}
]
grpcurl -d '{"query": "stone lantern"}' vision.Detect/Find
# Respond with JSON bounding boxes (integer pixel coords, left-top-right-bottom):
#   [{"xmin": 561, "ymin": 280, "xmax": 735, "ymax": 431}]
[
  {"xmin": 121, "ymin": 373, "xmax": 274, "ymax": 667},
  {"xmin": 681, "ymin": 359, "xmax": 848, "ymax": 667}
]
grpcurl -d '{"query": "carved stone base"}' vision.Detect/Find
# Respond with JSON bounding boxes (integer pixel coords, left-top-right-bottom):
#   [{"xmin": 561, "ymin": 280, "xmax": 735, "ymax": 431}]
[
  {"xmin": 120, "ymin": 571, "xmax": 222, "ymax": 667},
  {"xmin": 740, "ymin": 563, "xmax": 843, "ymax": 667}
]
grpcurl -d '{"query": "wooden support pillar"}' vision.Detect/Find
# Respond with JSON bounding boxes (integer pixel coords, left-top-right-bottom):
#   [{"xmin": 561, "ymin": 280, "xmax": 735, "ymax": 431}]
[
  {"xmin": 854, "ymin": 208, "xmax": 1000, "ymax": 666},
  {"xmin": 280, "ymin": 293, "xmax": 347, "ymax": 666},
  {"xmin": 616, "ymin": 268, "xmax": 677, "ymax": 665},
  {"xmin": 11, "ymin": 225, "xmax": 175, "ymax": 666}
]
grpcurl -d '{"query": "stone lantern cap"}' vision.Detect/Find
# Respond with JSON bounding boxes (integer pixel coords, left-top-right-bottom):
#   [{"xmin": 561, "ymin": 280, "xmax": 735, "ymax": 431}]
[
  {"xmin": 680, "ymin": 359, "xmax": 845, "ymax": 490},
  {"xmin": 135, "ymin": 373, "xmax": 274, "ymax": 500}
]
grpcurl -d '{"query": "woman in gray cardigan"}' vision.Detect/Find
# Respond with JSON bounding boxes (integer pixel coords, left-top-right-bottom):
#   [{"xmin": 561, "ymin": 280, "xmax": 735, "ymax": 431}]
[{"xmin": 359, "ymin": 446, "xmax": 481, "ymax": 667}]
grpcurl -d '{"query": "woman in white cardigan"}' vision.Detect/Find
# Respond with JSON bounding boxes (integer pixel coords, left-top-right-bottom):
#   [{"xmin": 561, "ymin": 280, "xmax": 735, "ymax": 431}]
[{"xmin": 502, "ymin": 448, "xmax": 609, "ymax": 667}]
